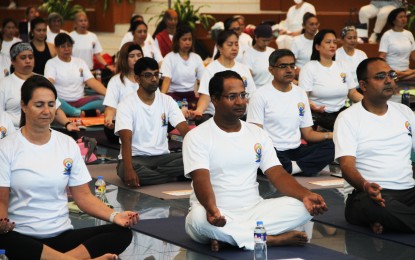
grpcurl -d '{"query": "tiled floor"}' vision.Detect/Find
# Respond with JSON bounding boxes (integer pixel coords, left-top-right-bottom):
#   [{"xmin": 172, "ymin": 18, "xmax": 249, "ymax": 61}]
[{"xmin": 69, "ymin": 145, "xmax": 415, "ymax": 260}]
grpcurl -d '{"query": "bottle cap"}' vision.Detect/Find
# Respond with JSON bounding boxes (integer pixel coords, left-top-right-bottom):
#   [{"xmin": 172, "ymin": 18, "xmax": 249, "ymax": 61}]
[
  {"xmin": 0, "ymin": 249, "xmax": 5, "ymax": 254},
  {"xmin": 256, "ymin": 220, "xmax": 263, "ymax": 226},
  {"xmin": 183, "ymin": 98, "xmax": 187, "ymax": 101},
  {"xmin": 97, "ymin": 176, "xmax": 103, "ymax": 179}
]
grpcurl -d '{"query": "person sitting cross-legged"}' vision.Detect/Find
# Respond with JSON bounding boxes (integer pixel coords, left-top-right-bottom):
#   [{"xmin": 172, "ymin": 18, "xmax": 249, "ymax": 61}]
[
  {"xmin": 247, "ymin": 49, "xmax": 334, "ymax": 176},
  {"xmin": 183, "ymin": 70, "xmax": 327, "ymax": 251},
  {"xmin": 115, "ymin": 57, "xmax": 189, "ymax": 187}
]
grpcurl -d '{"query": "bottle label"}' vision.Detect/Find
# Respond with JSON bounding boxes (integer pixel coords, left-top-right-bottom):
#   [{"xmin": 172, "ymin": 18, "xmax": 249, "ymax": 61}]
[
  {"xmin": 95, "ymin": 185, "xmax": 106, "ymax": 194},
  {"xmin": 254, "ymin": 233, "xmax": 266, "ymax": 243}
]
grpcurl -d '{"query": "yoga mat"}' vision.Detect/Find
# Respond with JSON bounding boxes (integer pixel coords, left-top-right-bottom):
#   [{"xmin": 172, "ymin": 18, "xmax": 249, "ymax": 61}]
[
  {"xmin": 87, "ymin": 163, "xmax": 192, "ymax": 200},
  {"xmin": 68, "ymin": 115, "xmax": 104, "ymax": 126},
  {"xmin": 313, "ymin": 189, "xmax": 415, "ymax": 247},
  {"xmin": 295, "ymin": 170, "xmax": 343, "ymax": 190},
  {"xmin": 131, "ymin": 217, "xmax": 357, "ymax": 260}
]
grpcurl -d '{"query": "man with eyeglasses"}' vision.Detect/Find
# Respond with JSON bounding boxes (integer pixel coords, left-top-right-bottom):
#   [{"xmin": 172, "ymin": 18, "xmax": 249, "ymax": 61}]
[
  {"xmin": 247, "ymin": 49, "xmax": 334, "ymax": 176},
  {"xmin": 334, "ymin": 57, "xmax": 415, "ymax": 234},
  {"xmin": 115, "ymin": 57, "xmax": 189, "ymax": 187},
  {"xmin": 183, "ymin": 70, "xmax": 327, "ymax": 251}
]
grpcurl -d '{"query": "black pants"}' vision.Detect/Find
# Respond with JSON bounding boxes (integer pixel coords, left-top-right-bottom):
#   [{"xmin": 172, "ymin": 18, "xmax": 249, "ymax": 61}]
[
  {"xmin": 345, "ymin": 187, "xmax": 415, "ymax": 232},
  {"xmin": 312, "ymin": 107, "xmax": 347, "ymax": 131},
  {"xmin": 275, "ymin": 140, "xmax": 334, "ymax": 176},
  {"xmin": 0, "ymin": 224, "xmax": 132, "ymax": 259}
]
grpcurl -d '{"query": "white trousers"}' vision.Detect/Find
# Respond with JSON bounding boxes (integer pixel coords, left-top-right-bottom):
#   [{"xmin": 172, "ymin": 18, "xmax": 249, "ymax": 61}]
[
  {"xmin": 359, "ymin": 2, "xmax": 398, "ymax": 34},
  {"xmin": 185, "ymin": 196, "xmax": 313, "ymax": 250}
]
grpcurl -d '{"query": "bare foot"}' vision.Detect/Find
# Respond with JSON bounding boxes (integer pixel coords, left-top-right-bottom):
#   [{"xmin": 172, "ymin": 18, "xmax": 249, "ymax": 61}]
[
  {"xmin": 92, "ymin": 253, "xmax": 118, "ymax": 260},
  {"xmin": 267, "ymin": 231, "xmax": 309, "ymax": 246},
  {"xmin": 210, "ymin": 239, "xmax": 228, "ymax": 252},
  {"xmin": 370, "ymin": 222, "xmax": 383, "ymax": 234}
]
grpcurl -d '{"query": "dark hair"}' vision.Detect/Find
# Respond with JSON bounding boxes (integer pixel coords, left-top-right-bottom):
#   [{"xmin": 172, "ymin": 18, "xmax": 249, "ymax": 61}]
[
  {"xmin": 171, "ymin": 25, "xmax": 194, "ymax": 53},
  {"xmin": 301, "ymin": 12, "xmax": 317, "ymax": 34},
  {"xmin": 134, "ymin": 57, "xmax": 158, "ymax": 75},
  {"xmin": 25, "ymin": 6, "xmax": 37, "ymax": 17},
  {"xmin": 131, "ymin": 20, "xmax": 148, "ymax": 36},
  {"xmin": 268, "ymin": 49, "xmax": 296, "ymax": 66},
  {"xmin": 213, "ymin": 30, "xmax": 239, "ymax": 60},
  {"xmin": 48, "ymin": 12, "xmax": 63, "ymax": 25},
  {"xmin": 387, "ymin": 7, "xmax": 406, "ymax": 27},
  {"xmin": 128, "ymin": 14, "xmax": 144, "ymax": 32},
  {"xmin": 310, "ymin": 29, "xmax": 336, "ymax": 61},
  {"xmin": 30, "ymin": 17, "xmax": 47, "ymax": 40},
  {"xmin": 2, "ymin": 18, "xmax": 17, "ymax": 29},
  {"xmin": 20, "ymin": 75, "xmax": 57, "ymax": 127},
  {"xmin": 117, "ymin": 42, "xmax": 143, "ymax": 83},
  {"xmin": 152, "ymin": 9, "xmax": 178, "ymax": 38},
  {"xmin": 209, "ymin": 70, "xmax": 243, "ymax": 99},
  {"xmin": 224, "ymin": 17, "xmax": 240, "ymax": 31},
  {"xmin": 356, "ymin": 57, "xmax": 386, "ymax": 82},
  {"xmin": 0, "ymin": 31, "xmax": 2, "ymax": 43},
  {"xmin": 54, "ymin": 32, "xmax": 74, "ymax": 47}
]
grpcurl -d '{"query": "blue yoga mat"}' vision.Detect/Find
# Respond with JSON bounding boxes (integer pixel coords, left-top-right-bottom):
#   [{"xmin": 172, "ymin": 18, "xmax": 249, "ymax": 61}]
[
  {"xmin": 131, "ymin": 217, "xmax": 357, "ymax": 260},
  {"xmin": 313, "ymin": 189, "xmax": 415, "ymax": 247}
]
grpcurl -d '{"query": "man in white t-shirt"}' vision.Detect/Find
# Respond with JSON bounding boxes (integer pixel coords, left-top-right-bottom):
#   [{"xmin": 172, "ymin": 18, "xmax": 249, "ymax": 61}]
[
  {"xmin": 115, "ymin": 57, "xmax": 189, "ymax": 187},
  {"xmin": 184, "ymin": 70, "xmax": 327, "ymax": 251},
  {"xmin": 334, "ymin": 57, "xmax": 415, "ymax": 234},
  {"xmin": 247, "ymin": 49, "xmax": 334, "ymax": 176}
]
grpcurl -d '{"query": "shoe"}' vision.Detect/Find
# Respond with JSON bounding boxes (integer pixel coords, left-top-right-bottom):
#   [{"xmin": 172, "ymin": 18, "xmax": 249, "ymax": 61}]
[{"xmin": 368, "ymin": 32, "xmax": 378, "ymax": 44}]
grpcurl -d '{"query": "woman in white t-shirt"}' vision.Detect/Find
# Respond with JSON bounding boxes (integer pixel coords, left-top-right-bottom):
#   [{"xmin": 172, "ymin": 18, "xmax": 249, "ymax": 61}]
[
  {"xmin": 103, "ymin": 42, "xmax": 142, "ymax": 142},
  {"xmin": 379, "ymin": 8, "xmax": 415, "ymax": 81},
  {"xmin": 299, "ymin": 29, "xmax": 363, "ymax": 131},
  {"xmin": 45, "ymin": 33, "xmax": 107, "ymax": 117},
  {"xmin": 336, "ymin": 26, "xmax": 368, "ymax": 86},
  {"xmin": 1, "ymin": 18, "xmax": 21, "ymax": 59},
  {"xmin": 291, "ymin": 12, "xmax": 319, "ymax": 75},
  {"xmin": 242, "ymin": 23, "xmax": 275, "ymax": 89},
  {"xmin": 69, "ymin": 11, "xmax": 115, "ymax": 72},
  {"xmin": 119, "ymin": 14, "xmax": 154, "ymax": 50},
  {"xmin": 132, "ymin": 21, "xmax": 163, "ymax": 66},
  {"xmin": 0, "ymin": 33, "xmax": 12, "ymax": 79},
  {"xmin": 192, "ymin": 30, "xmax": 256, "ymax": 121},
  {"xmin": 0, "ymin": 75, "xmax": 138, "ymax": 259},
  {"xmin": 160, "ymin": 25, "xmax": 204, "ymax": 109}
]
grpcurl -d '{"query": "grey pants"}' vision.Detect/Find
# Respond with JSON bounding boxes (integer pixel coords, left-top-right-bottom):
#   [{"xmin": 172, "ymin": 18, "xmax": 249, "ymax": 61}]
[{"xmin": 117, "ymin": 153, "xmax": 185, "ymax": 186}]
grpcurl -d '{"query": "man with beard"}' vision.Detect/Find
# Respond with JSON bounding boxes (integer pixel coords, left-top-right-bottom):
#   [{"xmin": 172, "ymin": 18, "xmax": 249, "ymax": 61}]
[
  {"xmin": 115, "ymin": 57, "xmax": 189, "ymax": 187},
  {"xmin": 183, "ymin": 70, "xmax": 327, "ymax": 251},
  {"xmin": 334, "ymin": 57, "xmax": 415, "ymax": 234},
  {"xmin": 247, "ymin": 49, "xmax": 334, "ymax": 176}
]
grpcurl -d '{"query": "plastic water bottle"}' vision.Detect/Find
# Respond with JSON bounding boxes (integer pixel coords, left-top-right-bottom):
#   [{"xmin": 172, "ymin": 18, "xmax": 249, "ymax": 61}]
[
  {"xmin": 0, "ymin": 249, "xmax": 8, "ymax": 260},
  {"xmin": 254, "ymin": 221, "xmax": 267, "ymax": 260},
  {"xmin": 181, "ymin": 98, "xmax": 188, "ymax": 112},
  {"xmin": 95, "ymin": 70, "xmax": 102, "ymax": 82},
  {"xmin": 95, "ymin": 176, "xmax": 108, "ymax": 203},
  {"xmin": 402, "ymin": 88, "xmax": 410, "ymax": 107}
]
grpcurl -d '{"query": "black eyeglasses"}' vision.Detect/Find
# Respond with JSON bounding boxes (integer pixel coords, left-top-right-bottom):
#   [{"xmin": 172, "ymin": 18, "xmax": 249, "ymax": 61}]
[
  {"xmin": 222, "ymin": 92, "xmax": 249, "ymax": 101},
  {"xmin": 140, "ymin": 72, "xmax": 162, "ymax": 79},
  {"xmin": 271, "ymin": 63, "xmax": 296, "ymax": 70},
  {"xmin": 367, "ymin": 70, "xmax": 397, "ymax": 81}
]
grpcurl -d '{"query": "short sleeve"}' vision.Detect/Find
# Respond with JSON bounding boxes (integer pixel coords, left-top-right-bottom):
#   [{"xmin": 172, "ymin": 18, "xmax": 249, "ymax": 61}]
[
  {"xmin": 167, "ymin": 96, "xmax": 186, "ymax": 127},
  {"xmin": 246, "ymin": 91, "xmax": 265, "ymax": 126},
  {"xmin": 298, "ymin": 62, "xmax": 314, "ymax": 92},
  {"xmin": 160, "ymin": 54, "xmax": 173, "ymax": 78},
  {"xmin": 334, "ymin": 111, "xmax": 357, "ymax": 159},
  {"xmin": 183, "ymin": 129, "xmax": 210, "ymax": 178},
  {"xmin": 114, "ymin": 97, "xmax": 134, "ymax": 135},
  {"xmin": 103, "ymin": 75, "xmax": 121, "ymax": 108}
]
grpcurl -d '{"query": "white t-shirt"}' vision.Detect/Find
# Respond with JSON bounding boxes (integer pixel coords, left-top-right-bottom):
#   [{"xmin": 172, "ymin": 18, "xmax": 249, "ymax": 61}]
[
  {"xmin": 1, "ymin": 37, "xmax": 21, "ymax": 59},
  {"xmin": 247, "ymin": 83, "xmax": 313, "ymax": 151},
  {"xmin": 336, "ymin": 47, "xmax": 368, "ymax": 85},
  {"xmin": 0, "ymin": 54, "xmax": 11, "ymax": 80},
  {"xmin": 119, "ymin": 32, "xmax": 154, "ymax": 49},
  {"xmin": 282, "ymin": 3, "xmax": 316, "ymax": 33},
  {"xmin": 46, "ymin": 27, "xmax": 68, "ymax": 44},
  {"xmin": 160, "ymin": 52, "xmax": 204, "ymax": 93},
  {"xmin": 198, "ymin": 60, "xmax": 257, "ymax": 115},
  {"xmin": 243, "ymin": 46, "xmax": 274, "ymax": 89},
  {"xmin": 379, "ymin": 29, "xmax": 415, "ymax": 71},
  {"xmin": 115, "ymin": 91, "xmax": 185, "ymax": 157},
  {"xmin": 212, "ymin": 34, "xmax": 252, "ymax": 63},
  {"xmin": 0, "ymin": 112, "xmax": 15, "ymax": 139},
  {"xmin": 334, "ymin": 102, "xmax": 415, "ymax": 199},
  {"xmin": 183, "ymin": 119, "xmax": 281, "ymax": 210},
  {"xmin": 0, "ymin": 73, "xmax": 25, "ymax": 127},
  {"xmin": 142, "ymin": 41, "xmax": 164, "ymax": 63},
  {"xmin": 44, "ymin": 56, "xmax": 94, "ymax": 102},
  {"xmin": 291, "ymin": 34, "xmax": 313, "ymax": 69},
  {"xmin": 69, "ymin": 31, "xmax": 103, "ymax": 69},
  {"xmin": 299, "ymin": 60, "xmax": 355, "ymax": 113},
  {"xmin": 0, "ymin": 130, "xmax": 91, "ymax": 238},
  {"xmin": 103, "ymin": 74, "xmax": 139, "ymax": 109}
]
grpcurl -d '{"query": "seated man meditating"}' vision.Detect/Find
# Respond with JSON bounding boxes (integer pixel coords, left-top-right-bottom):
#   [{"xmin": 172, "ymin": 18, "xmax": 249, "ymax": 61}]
[
  {"xmin": 334, "ymin": 57, "xmax": 415, "ymax": 234},
  {"xmin": 183, "ymin": 70, "xmax": 327, "ymax": 251}
]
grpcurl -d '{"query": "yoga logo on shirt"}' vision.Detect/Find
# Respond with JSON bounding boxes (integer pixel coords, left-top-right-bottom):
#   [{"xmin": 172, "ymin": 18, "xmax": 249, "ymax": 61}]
[
  {"xmin": 298, "ymin": 102, "xmax": 305, "ymax": 117},
  {"xmin": 3, "ymin": 68, "xmax": 9, "ymax": 77},
  {"xmin": 254, "ymin": 143, "xmax": 262, "ymax": 163},
  {"xmin": 340, "ymin": 73, "xmax": 346, "ymax": 83},
  {"xmin": 161, "ymin": 113, "xmax": 168, "ymax": 126},
  {"xmin": 63, "ymin": 158, "xmax": 73, "ymax": 176},
  {"xmin": 405, "ymin": 121, "xmax": 412, "ymax": 137},
  {"xmin": 0, "ymin": 126, "xmax": 7, "ymax": 139},
  {"xmin": 242, "ymin": 76, "xmax": 247, "ymax": 88},
  {"xmin": 79, "ymin": 68, "xmax": 83, "ymax": 77}
]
